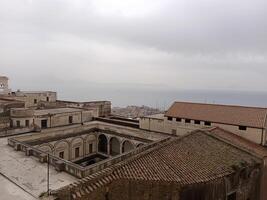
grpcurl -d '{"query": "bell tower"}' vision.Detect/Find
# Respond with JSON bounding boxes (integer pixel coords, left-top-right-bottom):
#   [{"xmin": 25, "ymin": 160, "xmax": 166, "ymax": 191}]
[{"xmin": 0, "ymin": 76, "xmax": 11, "ymax": 95}]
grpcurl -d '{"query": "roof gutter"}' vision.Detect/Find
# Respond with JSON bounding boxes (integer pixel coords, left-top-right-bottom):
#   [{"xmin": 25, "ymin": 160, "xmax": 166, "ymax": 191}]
[{"xmin": 262, "ymin": 111, "xmax": 267, "ymax": 146}]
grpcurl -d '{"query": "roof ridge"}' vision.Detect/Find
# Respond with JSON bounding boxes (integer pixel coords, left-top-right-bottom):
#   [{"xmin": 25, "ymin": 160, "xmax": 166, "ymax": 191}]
[
  {"xmin": 173, "ymin": 101, "xmax": 267, "ymax": 110},
  {"xmin": 203, "ymin": 128, "xmax": 267, "ymax": 159}
]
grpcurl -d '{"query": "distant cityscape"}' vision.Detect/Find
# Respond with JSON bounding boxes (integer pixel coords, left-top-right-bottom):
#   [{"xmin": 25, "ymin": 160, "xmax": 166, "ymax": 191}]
[{"xmin": 112, "ymin": 105, "xmax": 163, "ymax": 119}]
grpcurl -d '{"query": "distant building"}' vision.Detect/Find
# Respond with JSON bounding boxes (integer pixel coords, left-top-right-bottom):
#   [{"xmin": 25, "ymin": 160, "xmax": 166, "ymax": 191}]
[
  {"xmin": 140, "ymin": 101, "xmax": 267, "ymax": 146},
  {"xmin": 10, "ymin": 107, "xmax": 94, "ymax": 129},
  {"xmin": 10, "ymin": 90, "xmax": 57, "ymax": 108},
  {"xmin": 0, "ymin": 76, "xmax": 11, "ymax": 95}
]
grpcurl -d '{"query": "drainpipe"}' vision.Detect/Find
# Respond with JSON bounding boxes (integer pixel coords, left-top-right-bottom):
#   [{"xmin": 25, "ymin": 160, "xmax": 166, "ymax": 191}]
[
  {"xmin": 262, "ymin": 112, "xmax": 267, "ymax": 146},
  {"xmin": 49, "ymin": 114, "xmax": 52, "ymax": 128}
]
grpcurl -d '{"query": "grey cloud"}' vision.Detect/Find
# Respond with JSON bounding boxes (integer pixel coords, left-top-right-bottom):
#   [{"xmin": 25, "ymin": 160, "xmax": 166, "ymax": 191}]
[{"xmin": 0, "ymin": 0, "xmax": 267, "ymax": 103}]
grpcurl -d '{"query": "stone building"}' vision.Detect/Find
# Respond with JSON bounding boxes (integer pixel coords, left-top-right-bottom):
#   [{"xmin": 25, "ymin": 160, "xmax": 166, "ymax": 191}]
[
  {"xmin": 10, "ymin": 107, "xmax": 94, "ymax": 129},
  {"xmin": 0, "ymin": 76, "xmax": 11, "ymax": 95},
  {"xmin": 56, "ymin": 100, "xmax": 111, "ymax": 117},
  {"xmin": 8, "ymin": 120, "xmax": 166, "ymax": 178},
  {"xmin": 0, "ymin": 97, "xmax": 25, "ymax": 114},
  {"xmin": 52, "ymin": 129, "xmax": 264, "ymax": 200},
  {"xmin": 140, "ymin": 101, "xmax": 267, "ymax": 145},
  {"xmin": 10, "ymin": 90, "xmax": 57, "ymax": 108}
]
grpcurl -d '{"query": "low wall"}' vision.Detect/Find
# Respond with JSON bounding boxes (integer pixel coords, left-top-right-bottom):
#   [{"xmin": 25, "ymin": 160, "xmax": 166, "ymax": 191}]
[
  {"xmin": 0, "ymin": 127, "xmax": 33, "ymax": 137},
  {"xmin": 8, "ymin": 136, "xmax": 171, "ymax": 179}
]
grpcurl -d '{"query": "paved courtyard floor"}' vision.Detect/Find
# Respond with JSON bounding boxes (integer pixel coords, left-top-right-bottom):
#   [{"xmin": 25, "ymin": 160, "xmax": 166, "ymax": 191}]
[{"xmin": 0, "ymin": 137, "xmax": 77, "ymax": 199}]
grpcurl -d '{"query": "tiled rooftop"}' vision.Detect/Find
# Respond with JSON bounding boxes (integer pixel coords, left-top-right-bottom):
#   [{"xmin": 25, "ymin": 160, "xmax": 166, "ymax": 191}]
[
  {"xmin": 165, "ymin": 101, "xmax": 267, "ymax": 128},
  {"xmin": 58, "ymin": 129, "xmax": 261, "ymax": 198}
]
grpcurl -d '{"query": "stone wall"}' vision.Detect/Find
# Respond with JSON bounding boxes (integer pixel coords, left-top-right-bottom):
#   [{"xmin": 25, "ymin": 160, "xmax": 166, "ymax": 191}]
[
  {"xmin": 54, "ymin": 163, "xmax": 261, "ymax": 200},
  {"xmin": 140, "ymin": 116, "xmax": 265, "ymax": 145},
  {"xmin": 12, "ymin": 91, "xmax": 57, "ymax": 108},
  {"xmin": 57, "ymin": 101, "xmax": 111, "ymax": 117}
]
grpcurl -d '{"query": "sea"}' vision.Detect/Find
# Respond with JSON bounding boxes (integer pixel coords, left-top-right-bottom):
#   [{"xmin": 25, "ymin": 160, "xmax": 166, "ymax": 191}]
[{"xmin": 58, "ymin": 88, "xmax": 267, "ymax": 110}]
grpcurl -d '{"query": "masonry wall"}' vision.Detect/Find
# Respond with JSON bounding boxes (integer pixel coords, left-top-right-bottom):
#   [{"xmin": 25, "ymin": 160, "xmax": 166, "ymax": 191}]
[
  {"xmin": 57, "ymin": 101, "xmax": 111, "ymax": 117},
  {"xmin": 37, "ymin": 133, "xmax": 97, "ymax": 161},
  {"xmin": 140, "ymin": 117, "xmax": 165, "ymax": 133},
  {"xmin": 55, "ymin": 165, "xmax": 261, "ymax": 200},
  {"xmin": 140, "ymin": 116, "xmax": 264, "ymax": 144},
  {"xmin": 0, "ymin": 76, "xmax": 10, "ymax": 94},
  {"xmin": 56, "ymin": 180, "xmax": 181, "ymax": 200},
  {"xmin": 13, "ymin": 91, "xmax": 57, "ymax": 108}
]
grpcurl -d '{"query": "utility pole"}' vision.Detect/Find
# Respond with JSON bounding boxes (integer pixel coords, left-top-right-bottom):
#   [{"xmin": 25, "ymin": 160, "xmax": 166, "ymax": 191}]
[{"xmin": 47, "ymin": 153, "xmax": 50, "ymax": 195}]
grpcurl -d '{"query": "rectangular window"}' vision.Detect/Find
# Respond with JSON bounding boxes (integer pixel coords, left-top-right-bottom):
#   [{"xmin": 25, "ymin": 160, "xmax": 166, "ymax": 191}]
[
  {"xmin": 89, "ymin": 143, "xmax": 93, "ymax": 154},
  {"xmin": 46, "ymin": 97, "xmax": 49, "ymax": 102},
  {"xmin": 194, "ymin": 120, "xmax": 201, "ymax": 125},
  {"xmin": 10, "ymin": 121, "xmax": 13, "ymax": 128},
  {"xmin": 41, "ymin": 119, "xmax": 48, "ymax": 128},
  {"xmin": 69, "ymin": 116, "xmax": 73, "ymax": 124},
  {"xmin": 75, "ymin": 147, "xmax": 80, "ymax": 158},
  {"xmin": 204, "ymin": 121, "xmax": 211, "ymax": 126},
  {"xmin": 172, "ymin": 129, "xmax": 177, "ymax": 135},
  {"xmin": 185, "ymin": 119, "xmax": 191, "ymax": 123},
  {"xmin": 176, "ymin": 118, "xmax": 181, "ymax": 122},
  {"xmin": 16, "ymin": 120, "xmax": 20, "ymax": 127},
  {"xmin": 25, "ymin": 120, "xmax": 29, "ymax": 127},
  {"xmin": 239, "ymin": 126, "xmax": 247, "ymax": 131},
  {"xmin": 59, "ymin": 151, "xmax": 64, "ymax": 159},
  {"xmin": 167, "ymin": 117, "xmax": 172, "ymax": 121},
  {"xmin": 34, "ymin": 99, "xmax": 37, "ymax": 104},
  {"xmin": 227, "ymin": 192, "xmax": 236, "ymax": 200}
]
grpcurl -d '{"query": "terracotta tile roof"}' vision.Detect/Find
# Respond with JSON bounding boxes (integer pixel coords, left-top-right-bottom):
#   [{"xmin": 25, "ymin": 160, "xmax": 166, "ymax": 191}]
[
  {"xmin": 165, "ymin": 101, "xmax": 267, "ymax": 128},
  {"xmin": 58, "ymin": 130, "xmax": 261, "ymax": 198},
  {"xmin": 208, "ymin": 127, "xmax": 267, "ymax": 158}
]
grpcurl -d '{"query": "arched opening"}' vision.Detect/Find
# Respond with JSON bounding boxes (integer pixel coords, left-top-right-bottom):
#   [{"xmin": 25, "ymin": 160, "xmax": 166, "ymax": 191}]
[
  {"xmin": 54, "ymin": 140, "xmax": 69, "ymax": 160},
  {"xmin": 39, "ymin": 144, "xmax": 53, "ymax": 154},
  {"xmin": 98, "ymin": 134, "xmax": 108, "ymax": 154},
  {"xmin": 122, "ymin": 140, "xmax": 134, "ymax": 153},
  {"xmin": 136, "ymin": 143, "xmax": 144, "ymax": 148},
  {"xmin": 109, "ymin": 137, "xmax": 120, "ymax": 156}
]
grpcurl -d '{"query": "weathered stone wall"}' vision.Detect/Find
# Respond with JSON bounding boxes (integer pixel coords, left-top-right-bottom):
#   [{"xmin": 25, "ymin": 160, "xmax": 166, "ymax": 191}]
[
  {"xmin": 80, "ymin": 180, "xmax": 181, "ymax": 200},
  {"xmin": 0, "ymin": 76, "xmax": 11, "ymax": 94},
  {"xmin": 0, "ymin": 116, "xmax": 9, "ymax": 129},
  {"xmin": 57, "ymin": 101, "xmax": 111, "ymax": 117},
  {"xmin": 55, "ymin": 164, "xmax": 261, "ymax": 200},
  {"xmin": 140, "ymin": 116, "xmax": 264, "ymax": 144},
  {"xmin": 12, "ymin": 91, "xmax": 57, "ymax": 108}
]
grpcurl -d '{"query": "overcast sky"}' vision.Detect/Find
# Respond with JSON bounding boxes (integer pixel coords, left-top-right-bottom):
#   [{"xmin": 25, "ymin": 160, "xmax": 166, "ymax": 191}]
[{"xmin": 0, "ymin": 0, "xmax": 267, "ymax": 105}]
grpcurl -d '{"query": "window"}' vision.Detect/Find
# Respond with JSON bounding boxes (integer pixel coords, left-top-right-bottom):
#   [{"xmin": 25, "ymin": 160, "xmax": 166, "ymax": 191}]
[
  {"xmin": 10, "ymin": 121, "xmax": 13, "ymax": 128},
  {"xmin": 185, "ymin": 119, "xmax": 191, "ymax": 123},
  {"xmin": 46, "ymin": 97, "xmax": 49, "ymax": 102},
  {"xmin": 16, "ymin": 120, "xmax": 20, "ymax": 127},
  {"xmin": 41, "ymin": 119, "xmax": 48, "ymax": 128},
  {"xmin": 176, "ymin": 118, "xmax": 181, "ymax": 122},
  {"xmin": 227, "ymin": 192, "xmax": 236, "ymax": 200},
  {"xmin": 25, "ymin": 120, "xmax": 29, "ymax": 127},
  {"xmin": 75, "ymin": 147, "xmax": 80, "ymax": 158},
  {"xmin": 89, "ymin": 143, "xmax": 93, "ymax": 154},
  {"xmin": 59, "ymin": 151, "xmax": 64, "ymax": 159},
  {"xmin": 204, "ymin": 121, "xmax": 211, "ymax": 126},
  {"xmin": 239, "ymin": 126, "xmax": 247, "ymax": 131},
  {"xmin": 167, "ymin": 117, "xmax": 172, "ymax": 121},
  {"xmin": 194, "ymin": 120, "xmax": 201, "ymax": 125},
  {"xmin": 34, "ymin": 99, "xmax": 37, "ymax": 104},
  {"xmin": 69, "ymin": 116, "xmax": 73, "ymax": 124},
  {"xmin": 172, "ymin": 129, "xmax": 177, "ymax": 135}
]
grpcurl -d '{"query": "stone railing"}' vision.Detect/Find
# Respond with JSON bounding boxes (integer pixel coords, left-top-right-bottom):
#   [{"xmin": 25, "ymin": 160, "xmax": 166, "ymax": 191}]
[{"xmin": 8, "ymin": 136, "xmax": 172, "ymax": 179}]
